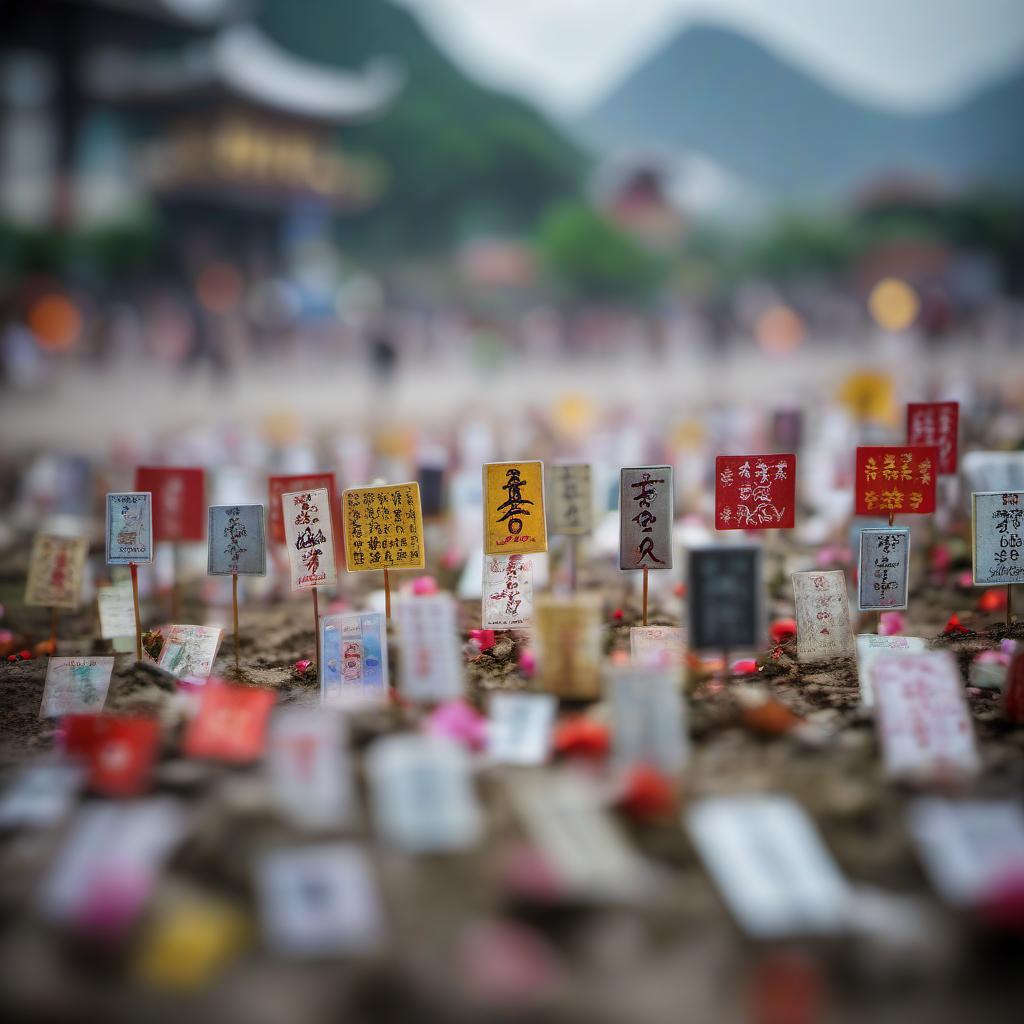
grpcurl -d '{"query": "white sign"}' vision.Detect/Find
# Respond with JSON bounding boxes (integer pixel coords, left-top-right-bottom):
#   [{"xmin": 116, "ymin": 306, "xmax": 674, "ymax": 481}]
[
  {"xmin": 792, "ymin": 570, "xmax": 853, "ymax": 663},
  {"xmin": 855, "ymin": 634, "xmax": 927, "ymax": 708},
  {"xmin": 606, "ymin": 667, "xmax": 688, "ymax": 775},
  {"xmin": 281, "ymin": 487, "xmax": 338, "ymax": 591},
  {"xmin": 395, "ymin": 593, "xmax": 463, "ymax": 703},
  {"xmin": 97, "ymin": 584, "xmax": 136, "ymax": 639},
  {"xmin": 487, "ymin": 692, "xmax": 557, "ymax": 766},
  {"xmin": 482, "ymin": 554, "xmax": 533, "ymax": 629}
]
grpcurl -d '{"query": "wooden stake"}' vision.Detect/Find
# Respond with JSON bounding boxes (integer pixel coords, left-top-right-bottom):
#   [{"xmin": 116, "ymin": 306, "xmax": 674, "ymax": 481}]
[
  {"xmin": 1009, "ymin": 584, "xmax": 1014, "ymax": 628},
  {"xmin": 170, "ymin": 542, "xmax": 181, "ymax": 622},
  {"xmin": 312, "ymin": 586, "xmax": 320, "ymax": 666},
  {"xmin": 568, "ymin": 537, "xmax": 578, "ymax": 594},
  {"xmin": 48, "ymin": 606, "xmax": 59, "ymax": 652},
  {"xmin": 888, "ymin": 511, "xmax": 895, "ymax": 527},
  {"xmin": 384, "ymin": 567, "xmax": 392, "ymax": 620},
  {"xmin": 129, "ymin": 561, "xmax": 142, "ymax": 661},
  {"xmin": 232, "ymin": 572, "xmax": 240, "ymax": 671},
  {"xmin": 642, "ymin": 567, "xmax": 649, "ymax": 626}
]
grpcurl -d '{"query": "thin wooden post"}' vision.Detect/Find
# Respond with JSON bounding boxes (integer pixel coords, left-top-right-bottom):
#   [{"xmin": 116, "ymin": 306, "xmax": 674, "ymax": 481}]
[
  {"xmin": 384, "ymin": 567, "xmax": 392, "ymax": 620},
  {"xmin": 642, "ymin": 567, "xmax": 649, "ymax": 626},
  {"xmin": 312, "ymin": 586, "xmax": 320, "ymax": 665},
  {"xmin": 48, "ymin": 607, "xmax": 59, "ymax": 652},
  {"xmin": 129, "ymin": 561, "xmax": 142, "ymax": 660},
  {"xmin": 232, "ymin": 571, "xmax": 240, "ymax": 671}
]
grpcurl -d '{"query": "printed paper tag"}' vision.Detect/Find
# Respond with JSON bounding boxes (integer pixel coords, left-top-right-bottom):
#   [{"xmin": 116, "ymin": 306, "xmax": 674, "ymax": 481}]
[
  {"xmin": 25, "ymin": 534, "xmax": 88, "ymax": 609},
  {"xmin": 183, "ymin": 683, "xmax": 276, "ymax": 763},
  {"xmin": 685, "ymin": 795, "xmax": 851, "ymax": 938},
  {"xmin": 792, "ymin": 570, "xmax": 853, "ymax": 663},
  {"xmin": 207, "ymin": 504, "xmax": 266, "ymax": 575},
  {"xmin": 106, "ymin": 492, "xmax": 153, "ymax": 564},
  {"xmin": 606, "ymin": 667, "xmax": 688, "ymax": 775},
  {"xmin": 282, "ymin": 488, "xmax": 338, "ymax": 590},
  {"xmin": 534, "ymin": 594, "xmax": 602, "ymax": 699},
  {"xmin": 907, "ymin": 402, "xmax": 959, "ymax": 475},
  {"xmin": 484, "ymin": 461, "xmax": 548, "ymax": 555},
  {"xmin": 342, "ymin": 482, "xmax": 425, "ymax": 571},
  {"xmin": 619, "ymin": 466, "xmax": 673, "ymax": 570},
  {"xmin": 714, "ymin": 454, "xmax": 796, "ymax": 530},
  {"xmin": 854, "ymin": 446, "xmax": 938, "ymax": 517},
  {"xmin": 395, "ymin": 593, "xmax": 463, "ymax": 703},
  {"xmin": 482, "ymin": 554, "xmax": 533, "ymax": 629},
  {"xmin": 487, "ymin": 692, "xmax": 557, "ymax": 766},
  {"xmin": 688, "ymin": 546, "xmax": 762, "ymax": 652},
  {"xmin": 907, "ymin": 798, "xmax": 1024, "ymax": 906},
  {"xmin": 40, "ymin": 657, "xmax": 114, "ymax": 719},
  {"xmin": 971, "ymin": 491, "xmax": 1024, "ymax": 586},
  {"xmin": 256, "ymin": 843, "xmax": 384, "ymax": 957},
  {"xmin": 855, "ymin": 634, "xmax": 927, "ymax": 707},
  {"xmin": 0, "ymin": 761, "xmax": 83, "ymax": 828},
  {"xmin": 97, "ymin": 583, "xmax": 136, "ymax": 639},
  {"xmin": 62, "ymin": 714, "xmax": 162, "ymax": 797},
  {"xmin": 267, "ymin": 709, "xmax": 353, "ymax": 830},
  {"xmin": 267, "ymin": 473, "xmax": 337, "ymax": 546},
  {"xmin": 135, "ymin": 466, "xmax": 205, "ymax": 543},
  {"xmin": 630, "ymin": 626, "xmax": 685, "ymax": 667},
  {"xmin": 857, "ymin": 527, "xmax": 910, "ymax": 611},
  {"xmin": 548, "ymin": 463, "xmax": 593, "ymax": 536},
  {"xmin": 507, "ymin": 770, "xmax": 654, "ymax": 901},
  {"xmin": 156, "ymin": 625, "xmax": 222, "ymax": 680},
  {"xmin": 366, "ymin": 735, "xmax": 481, "ymax": 853},
  {"xmin": 320, "ymin": 611, "xmax": 389, "ymax": 706},
  {"xmin": 871, "ymin": 652, "xmax": 979, "ymax": 781}
]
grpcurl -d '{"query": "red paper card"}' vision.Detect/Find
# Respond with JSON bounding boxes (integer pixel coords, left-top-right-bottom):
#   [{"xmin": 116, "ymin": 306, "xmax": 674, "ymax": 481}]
[
  {"xmin": 62, "ymin": 714, "xmax": 161, "ymax": 797},
  {"xmin": 715, "ymin": 455, "xmax": 796, "ymax": 530},
  {"xmin": 855, "ymin": 446, "xmax": 938, "ymax": 516},
  {"xmin": 907, "ymin": 402, "xmax": 959, "ymax": 475},
  {"xmin": 268, "ymin": 473, "xmax": 337, "ymax": 545},
  {"xmin": 134, "ymin": 467, "xmax": 206, "ymax": 543},
  {"xmin": 183, "ymin": 683, "xmax": 276, "ymax": 763}
]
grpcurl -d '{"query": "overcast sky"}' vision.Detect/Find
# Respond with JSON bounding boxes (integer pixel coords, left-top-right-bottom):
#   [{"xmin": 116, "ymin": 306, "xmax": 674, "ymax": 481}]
[{"xmin": 399, "ymin": 0, "xmax": 1024, "ymax": 116}]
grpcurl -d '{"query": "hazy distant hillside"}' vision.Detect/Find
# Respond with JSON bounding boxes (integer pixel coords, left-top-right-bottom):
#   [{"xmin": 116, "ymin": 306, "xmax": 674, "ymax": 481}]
[
  {"xmin": 257, "ymin": 0, "xmax": 584, "ymax": 251},
  {"xmin": 579, "ymin": 23, "xmax": 1024, "ymax": 198}
]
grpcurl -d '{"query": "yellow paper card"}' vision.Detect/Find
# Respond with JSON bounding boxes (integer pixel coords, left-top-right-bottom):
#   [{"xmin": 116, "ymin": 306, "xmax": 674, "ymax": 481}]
[
  {"xmin": 483, "ymin": 461, "xmax": 547, "ymax": 555},
  {"xmin": 343, "ymin": 482, "xmax": 425, "ymax": 571},
  {"xmin": 25, "ymin": 534, "xmax": 88, "ymax": 610}
]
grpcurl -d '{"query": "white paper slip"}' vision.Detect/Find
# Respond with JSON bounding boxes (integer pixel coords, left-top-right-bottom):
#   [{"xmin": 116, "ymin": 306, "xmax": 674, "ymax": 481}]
[
  {"xmin": 40, "ymin": 657, "xmax": 114, "ymax": 719},
  {"xmin": 606, "ymin": 668, "xmax": 688, "ymax": 776},
  {"xmin": 685, "ymin": 794, "xmax": 852, "ymax": 938},
  {"xmin": 792, "ymin": 570, "xmax": 854, "ymax": 663},
  {"xmin": 40, "ymin": 799, "xmax": 186, "ymax": 927},
  {"xmin": 365, "ymin": 735, "xmax": 481, "ymax": 853},
  {"xmin": 854, "ymin": 634, "xmax": 927, "ymax": 708},
  {"xmin": 871, "ymin": 652, "xmax": 980, "ymax": 782},
  {"xmin": 97, "ymin": 584, "xmax": 136, "ymax": 639},
  {"xmin": 907, "ymin": 798, "xmax": 1024, "ymax": 907},
  {"xmin": 629, "ymin": 626, "xmax": 685, "ymax": 667},
  {"xmin": 0, "ymin": 761, "xmax": 83, "ymax": 829},
  {"xmin": 857, "ymin": 527, "xmax": 910, "ymax": 611},
  {"xmin": 482, "ymin": 554, "xmax": 534, "ymax": 629},
  {"xmin": 487, "ymin": 692, "xmax": 557, "ymax": 766},
  {"xmin": 394, "ymin": 593, "xmax": 464, "ymax": 703},
  {"xmin": 507, "ymin": 770, "xmax": 655, "ymax": 901},
  {"xmin": 256, "ymin": 843, "xmax": 384, "ymax": 958},
  {"xmin": 267, "ymin": 709, "xmax": 353, "ymax": 830},
  {"xmin": 156, "ymin": 625, "xmax": 223, "ymax": 681}
]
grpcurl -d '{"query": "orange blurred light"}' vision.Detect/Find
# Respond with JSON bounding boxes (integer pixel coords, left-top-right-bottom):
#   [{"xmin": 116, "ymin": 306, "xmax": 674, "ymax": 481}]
[
  {"xmin": 28, "ymin": 294, "xmax": 82, "ymax": 351},
  {"xmin": 868, "ymin": 277, "xmax": 918, "ymax": 332},
  {"xmin": 197, "ymin": 263, "xmax": 244, "ymax": 314},
  {"xmin": 755, "ymin": 305, "xmax": 804, "ymax": 355}
]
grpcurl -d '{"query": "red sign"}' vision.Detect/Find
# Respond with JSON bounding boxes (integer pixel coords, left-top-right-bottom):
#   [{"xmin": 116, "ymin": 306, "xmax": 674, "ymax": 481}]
[
  {"xmin": 62, "ymin": 714, "xmax": 161, "ymax": 797},
  {"xmin": 855, "ymin": 446, "xmax": 938, "ymax": 517},
  {"xmin": 907, "ymin": 402, "xmax": 959, "ymax": 475},
  {"xmin": 715, "ymin": 454, "xmax": 796, "ymax": 530},
  {"xmin": 268, "ymin": 473, "xmax": 337, "ymax": 545},
  {"xmin": 134, "ymin": 467, "xmax": 205, "ymax": 542},
  {"xmin": 183, "ymin": 683, "xmax": 276, "ymax": 763}
]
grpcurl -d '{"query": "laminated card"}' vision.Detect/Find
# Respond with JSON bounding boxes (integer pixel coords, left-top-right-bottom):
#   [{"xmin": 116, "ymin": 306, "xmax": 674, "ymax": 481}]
[
  {"xmin": 207, "ymin": 504, "xmax": 266, "ymax": 575},
  {"xmin": 714, "ymin": 454, "xmax": 796, "ymax": 530},
  {"xmin": 281, "ymin": 488, "xmax": 337, "ymax": 590},
  {"xmin": 854, "ymin": 446, "xmax": 938, "ymax": 517},
  {"xmin": 156, "ymin": 625, "xmax": 223, "ymax": 680},
  {"xmin": 320, "ymin": 611, "xmax": 389, "ymax": 706},
  {"xmin": 688, "ymin": 546, "xmax": 762, "ymax": 652},
  {"xmin": 484, "ymin": 461, "xmax": 547, "ymax": 555},
  {"xmin": 907, "ymin": 402, "xmax": 959, "ymax": 475},
  {"xmin": 25, "ymin": 534, "xmax": 88, "ymax": 609},
  {"xmin": 855, "ymin": 634, "xmax": 927, "ymax": 708},
  {"xmin": 268, "ymin": 473, "xmax": 336, "ymax": 546},
  {"xmin": 971, "ymin": 491, "xmax": 1024, "ymax": 586},
  {"xmin": 105, "ymin": 492, "xmax": 153, "ymax": 564},
  {"xmin": 606, "ymin": 667, "xmax": 688, "ymax": 775},
  {"xmin": 534, "ymin": 594, "xmax": 602, "ymax": 699},
  {"xmin": 548, "ymin": 463, "xmax": 593, "ymax": 535},
  {"xmin": 395, "ymin": 593, "xmax": 463, "ymax": 703},
  {"xmin": 343, "ymin": 482, "xmax": 425, "ymax": 571},
  {"xmin": 857, "ymin": 527, "xmax": 910, "ymax": 611},
  {"xmin": 792, "ymin": 570, "xmax": 853, "ymax": 663},
  {"xmin": 482, "ymin": 554, "xmax": 533, "ymax": 629},
  {"xmin": 619, "ymin": 466, "xmax": 673, "ymax": 569},
  {"xmin": 487, "ymin": 693, "xmax": 557, "ymax": 766},
  {"xmin": 40, "ymin": 657, "xmax": 114, "ymax": 719},
  {"xmin": 630, "ymin": 626, "xmax": 685, "ymax": 667},
  {"xmin": 134, "ymin": 467, "xmax": 205, "ymax": 543}
]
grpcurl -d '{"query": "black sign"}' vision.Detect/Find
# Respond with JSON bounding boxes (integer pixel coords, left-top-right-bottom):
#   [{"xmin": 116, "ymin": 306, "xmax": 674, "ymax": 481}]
[
  {"xmin": 688, "ymin": 546, "xmax": 762, "ymax": 651},
  {"xmin": 417, "ymin": 465, "xmax": 446, "ymax": 519}
]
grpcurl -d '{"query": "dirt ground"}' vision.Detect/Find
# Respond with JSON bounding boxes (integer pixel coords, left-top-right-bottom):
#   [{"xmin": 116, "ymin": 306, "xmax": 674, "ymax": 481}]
[{"xmin": 1, "ymin": 531, "xmax": 1023, "ymax": 1024}]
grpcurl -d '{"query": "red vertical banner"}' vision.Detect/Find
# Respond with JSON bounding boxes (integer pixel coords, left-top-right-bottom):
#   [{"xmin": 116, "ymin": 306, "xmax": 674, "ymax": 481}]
[
  {"xmin": 135, "ymin": 467, "xmax": 205, "ymax": 542},
  {"xmin": 855, "ymin": 446, "xmax": 938, "ymax": 517},
  {"xmin": 907, "ymin": 402, "xmax": 959, "ymax": 475}
]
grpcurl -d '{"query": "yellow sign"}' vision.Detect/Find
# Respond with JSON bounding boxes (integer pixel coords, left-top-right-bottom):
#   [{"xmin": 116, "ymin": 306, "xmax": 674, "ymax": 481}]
[
  {"xmin": 483, "ymin": 461, "xmax": 548, "ymax": 555},
  {"xmin": 25, "ymin": 534, "xmax": 88, "ymax": 610},
  {"xmin": 343, "ymin": 482, "xmax": 425, "ymax": 571},
  {"xmin": 838, "ymin": 371, "xmax": 896, "ymax": 425}
]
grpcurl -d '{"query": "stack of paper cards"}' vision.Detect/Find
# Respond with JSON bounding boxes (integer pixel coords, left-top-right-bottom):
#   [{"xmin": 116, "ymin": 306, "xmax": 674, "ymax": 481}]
[
  {"xmin": 40, "ymin": 657, "xmax": 114, "ymax": 719},
  {"xmin": 685, "ymin": 795, "xmax": 851, "ymax": 938},
  {"xmin": 320, "ymin": 611, "xmax": 390, "ymax": 707},
  {"xmin": 366, "ymin": 735, "xmax": 481, "ymax": 853},
  {"xmin": 256, "ymin": 843, "xmax": 384, "ymax": 958},
  {"xmin": 156, "ymin": 625, "xmax": 222, "ymax": 681}
]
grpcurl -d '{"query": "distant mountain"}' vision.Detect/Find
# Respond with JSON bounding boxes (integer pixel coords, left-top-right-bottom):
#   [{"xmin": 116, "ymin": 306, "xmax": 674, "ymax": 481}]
[
  {"xmin": 578, "ymin": 23, "xmax": 1024, "ymax": 199},
  {"xmin": 257, "ymin": 0, "xmax": 584, "ymax": 251}
]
